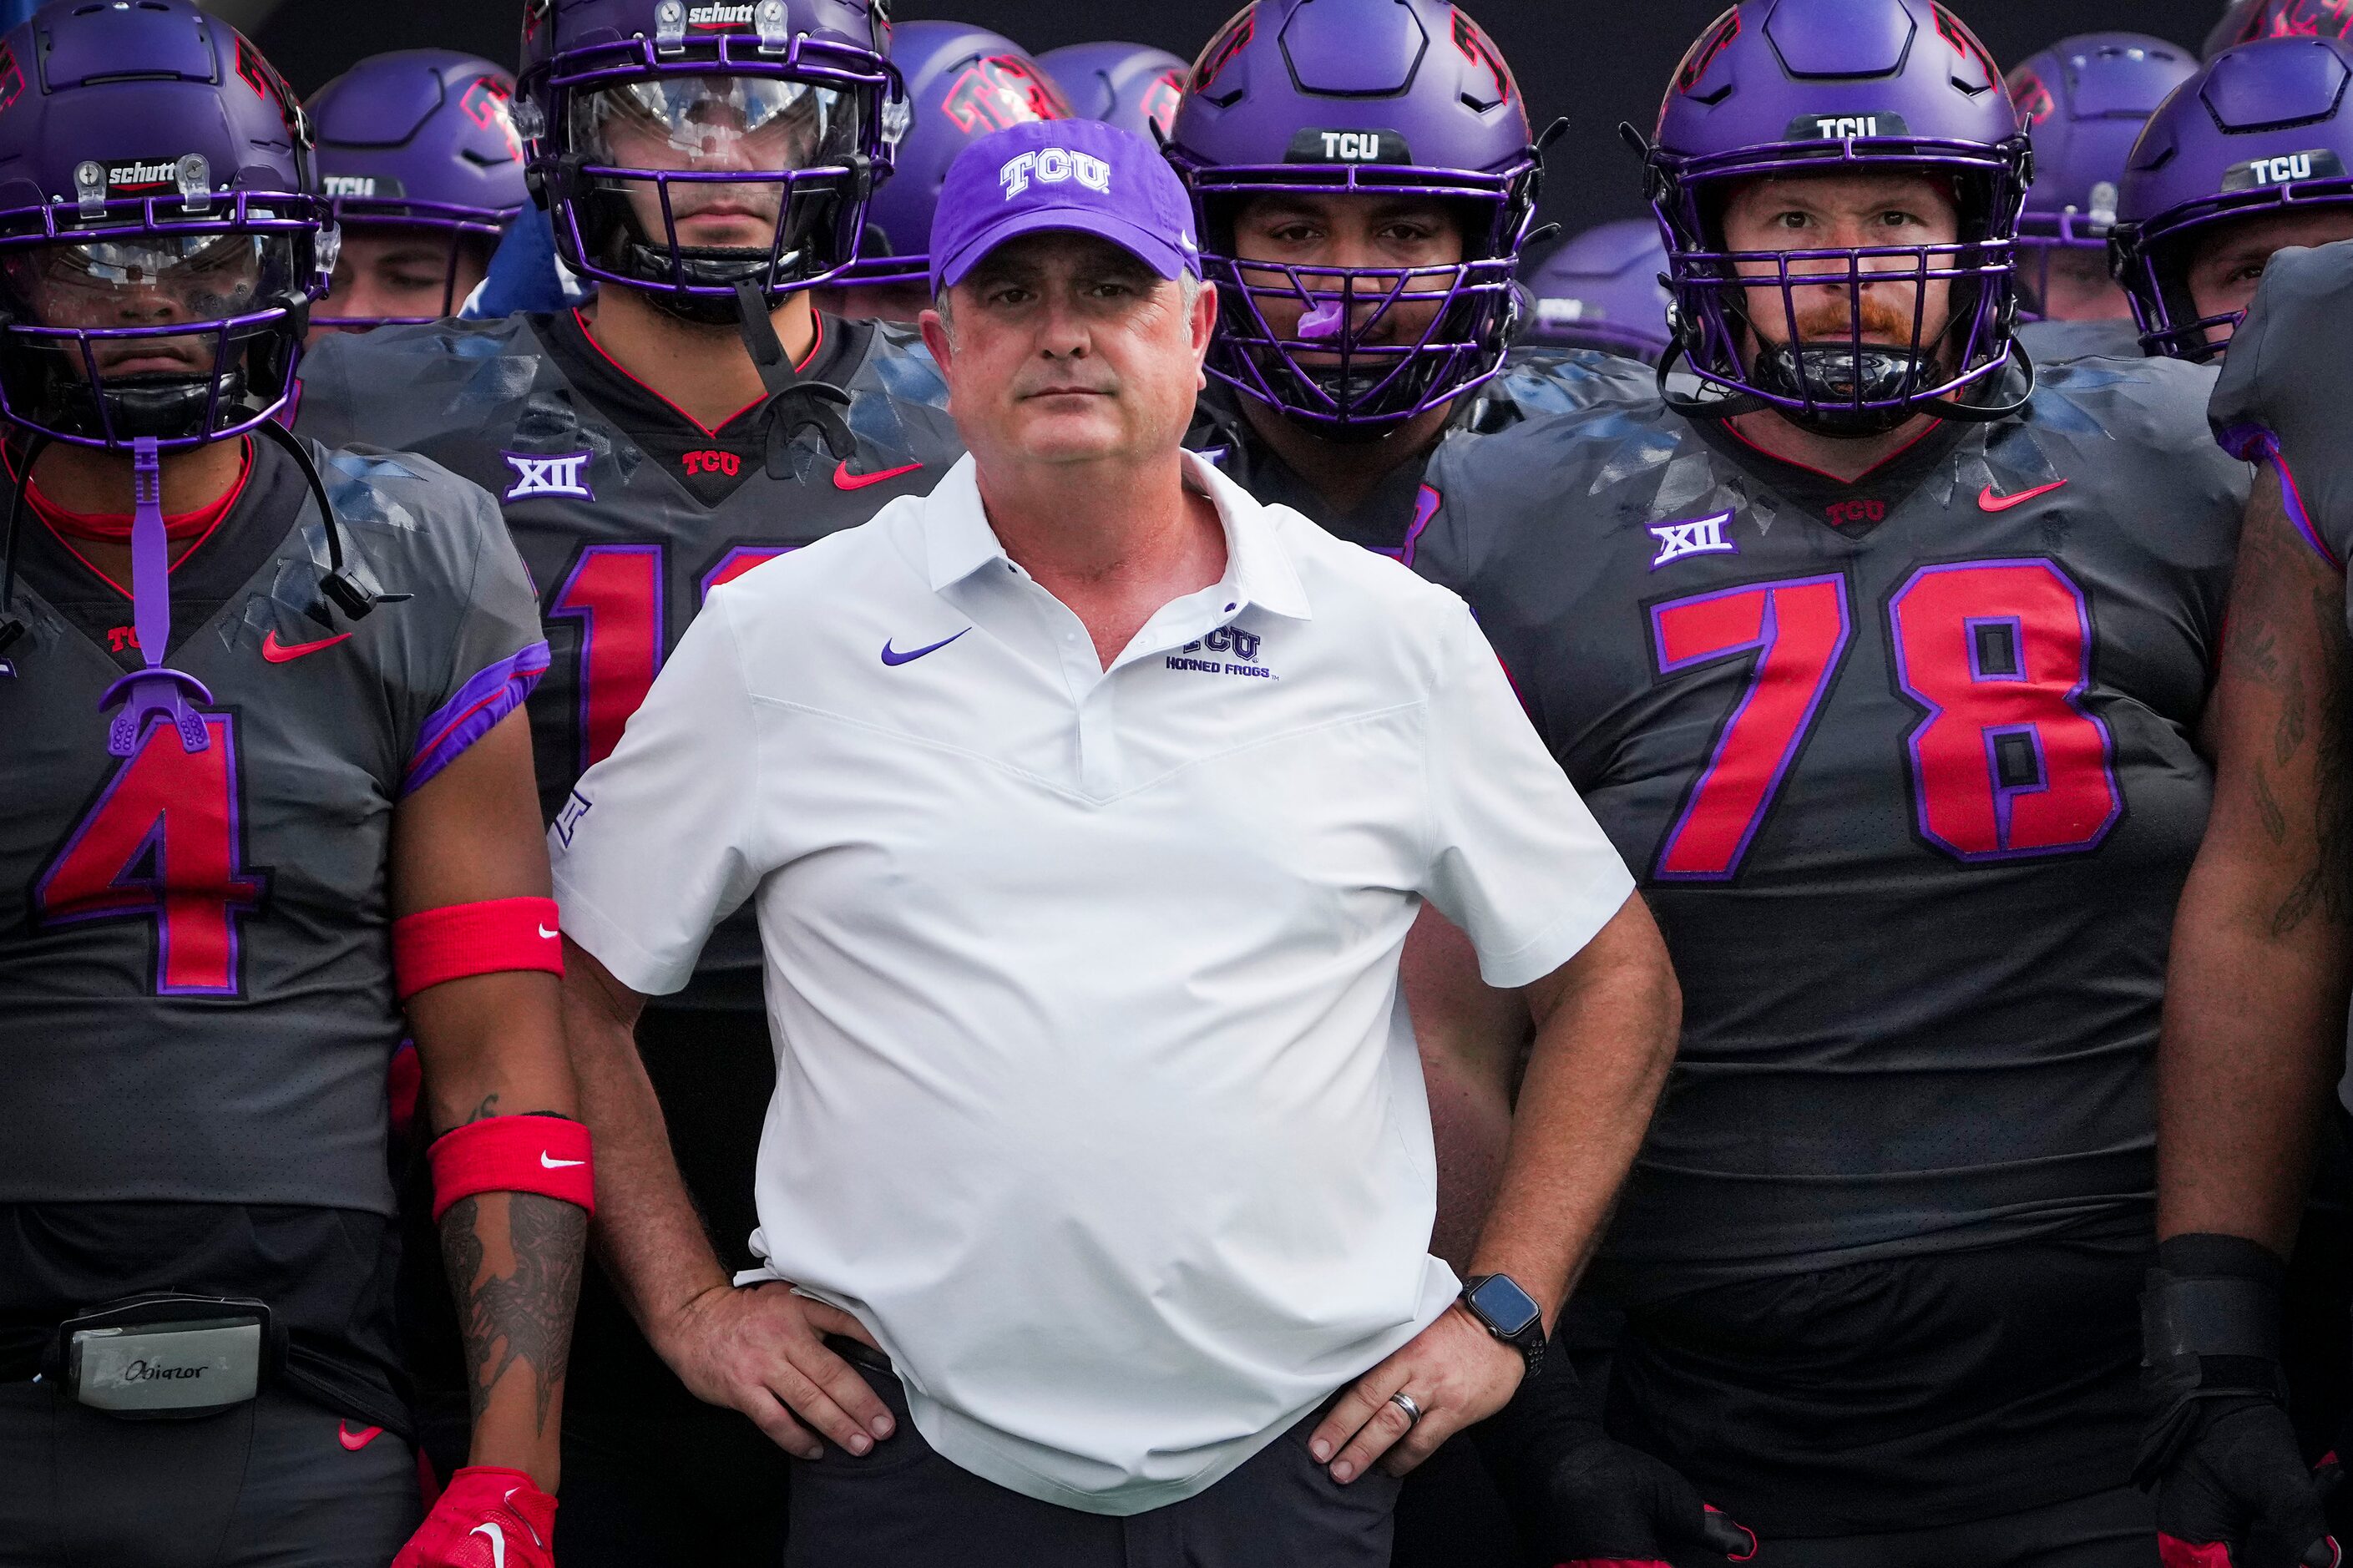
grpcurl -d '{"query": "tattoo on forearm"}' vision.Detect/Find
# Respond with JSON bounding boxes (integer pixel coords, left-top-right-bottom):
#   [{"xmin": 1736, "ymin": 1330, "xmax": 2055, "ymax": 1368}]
[
  {"xmin": 442, "ymin": 1192, "xmax": 588, "ymax": 1434},
  {"xmin": 2230, "ymin": 482, "xmax": 2353, "ymax": 934},
  {"xmin": 2256, "ymin": 765, "xmax": 2290, "ymax": 848}
]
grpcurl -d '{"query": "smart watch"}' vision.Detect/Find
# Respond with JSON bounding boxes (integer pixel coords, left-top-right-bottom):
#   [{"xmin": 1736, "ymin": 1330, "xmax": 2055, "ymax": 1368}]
[{"xmin": 1460, "ymin": 1273, "xmax": 1547, "ymax": 1379}]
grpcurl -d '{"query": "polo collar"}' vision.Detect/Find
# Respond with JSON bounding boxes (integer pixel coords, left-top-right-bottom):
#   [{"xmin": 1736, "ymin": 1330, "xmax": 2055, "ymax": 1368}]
[{"xmin": 920, "ymin": 450, "xmax": 1314, "ymax": 624}]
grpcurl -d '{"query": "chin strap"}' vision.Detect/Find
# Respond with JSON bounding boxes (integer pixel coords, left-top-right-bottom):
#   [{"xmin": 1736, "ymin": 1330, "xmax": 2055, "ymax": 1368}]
[
  {"xmin": 0, "ymin": 432, "xmax": 42, "ymax": 659},
  {"xmin": 252, "ymin": 417, "xmax": 407, "ymax": 629},
  {"xmin": 95, "ymin": 438, "xmax": 215, "ymax": 756},
  {"xmin": 733, "ymin": 279, "xmax": 856, "ymax": 477},
  {"xmin": 0, "ymin": 423, "xmax": 404, "ymax": 721}
]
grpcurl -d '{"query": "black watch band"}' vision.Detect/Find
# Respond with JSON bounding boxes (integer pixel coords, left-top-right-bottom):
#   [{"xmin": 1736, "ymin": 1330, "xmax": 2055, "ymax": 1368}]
[{"xmin": 1460, "ymin": 1273, "xmax": 1547, "ymax": 1378}]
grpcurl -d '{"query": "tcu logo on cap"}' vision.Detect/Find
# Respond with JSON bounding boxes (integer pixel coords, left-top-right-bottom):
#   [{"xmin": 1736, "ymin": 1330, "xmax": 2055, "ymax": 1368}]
[{"xmin": 1000, "ymin": 148, "xmax": 1111, "ymax": 200}]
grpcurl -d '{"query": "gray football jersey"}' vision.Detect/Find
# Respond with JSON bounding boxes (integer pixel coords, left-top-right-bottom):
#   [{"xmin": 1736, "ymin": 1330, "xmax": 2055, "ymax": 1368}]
[
  {"xmin": 1414, "ymin": 357, "xmax": 2245, "ymax": 1292},
  {"xmin": 0, "ymin": 440, "xmax": 544, "ymax": 1212},
  {"xmin": 2016, "ymin": 316, "xmax": 2146, "ymax": 363},
  {"xmin": 1186, "ymin": 343, "xmax": 1657, "ymax": 554},
  {"xmin": 296, "ymin": 311, "xmax": 963, "ymax": 1008}
]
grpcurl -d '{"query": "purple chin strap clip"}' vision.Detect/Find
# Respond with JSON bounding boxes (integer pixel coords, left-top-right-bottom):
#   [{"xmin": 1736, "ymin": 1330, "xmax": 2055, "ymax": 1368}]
[{"xmin": 96, "ymin": 437, "xmax": 214, "ymax": 756}]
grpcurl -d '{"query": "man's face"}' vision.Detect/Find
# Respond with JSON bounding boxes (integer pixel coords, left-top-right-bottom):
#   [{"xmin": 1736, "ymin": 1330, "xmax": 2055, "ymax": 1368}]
[
  {"xmin": 1227, "ymin": 191, "xmax": 1465, "ymax": 358},
  {"xmin": 2036, "ymin": 245, "xmax": 2131, "ymax": 321},
  {"xmin": 2185, "ymin": 206, "xmax": 2353, "ymax": 349},
  {"xmin": 584, "ymin": 74, "xmax": 841, "ymax": 252},
  {"xmin": 7, "ymin": 234, "xmax": 269, "ymax": 379},
  {"xmin": 923, "ymin": 231, "xmax": 1213, "ymax": 471},
  {"xmin": 311, "ymin": 225, "xmax": 488, "ymax": 339},
  {"xmin": 1719, "ymin": 170, "xmax": 1963, "ymax": 354}
]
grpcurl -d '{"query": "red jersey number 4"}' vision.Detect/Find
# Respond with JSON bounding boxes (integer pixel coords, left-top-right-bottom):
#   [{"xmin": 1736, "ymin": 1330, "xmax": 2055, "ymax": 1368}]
[{"xmin": 36, "ymin": 712, "xmax": 267, "ymax": 996}]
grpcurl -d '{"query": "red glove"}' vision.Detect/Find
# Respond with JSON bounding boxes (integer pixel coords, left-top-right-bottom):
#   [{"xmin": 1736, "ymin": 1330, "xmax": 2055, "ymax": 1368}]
[{"xmin": 393, "ymin": 1467, "xmax": 557, "ymax": 1568}]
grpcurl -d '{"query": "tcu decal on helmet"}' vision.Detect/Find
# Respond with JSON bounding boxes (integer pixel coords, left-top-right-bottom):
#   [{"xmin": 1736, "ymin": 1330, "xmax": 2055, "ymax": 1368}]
[{"xmin": 1167, "ymin": 0, "xmax": 1545, "ymax": 430}]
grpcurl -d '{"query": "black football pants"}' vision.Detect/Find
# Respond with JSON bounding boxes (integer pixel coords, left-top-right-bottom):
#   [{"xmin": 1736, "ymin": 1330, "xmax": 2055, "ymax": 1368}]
[
  {"xmin": 1688, "ymin": 1484, "xmax": 2155, "ymax": 1568},
  {"xmin": 0, "ymin": 1381, "xmax": 417, "ymax": 1568}
]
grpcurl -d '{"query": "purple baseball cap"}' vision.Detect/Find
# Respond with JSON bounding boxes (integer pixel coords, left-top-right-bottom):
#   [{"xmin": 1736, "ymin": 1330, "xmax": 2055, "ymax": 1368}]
[{"xmin": 928, "ymin": 118, "xmax": 1199, "ymax": 297}]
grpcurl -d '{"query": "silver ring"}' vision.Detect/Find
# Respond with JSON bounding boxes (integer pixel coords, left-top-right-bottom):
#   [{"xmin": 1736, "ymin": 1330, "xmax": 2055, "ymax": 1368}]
[{"xmin": 1388, "ymin": 1391, "xmax": 1423, "ymax": 1427}]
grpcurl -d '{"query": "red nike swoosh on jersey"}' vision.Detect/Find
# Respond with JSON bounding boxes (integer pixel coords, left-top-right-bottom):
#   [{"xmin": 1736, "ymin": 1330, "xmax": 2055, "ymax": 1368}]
[
  {"xmin": 337, "ymin": 1422, "xmax": 384, "ymax": 1452},
  {"xmin": 1978, "ymin": 478, "xmax": 2069, "ymax": 512},
  {"xmin": 832, "ymin": 459, "xmax": 924, "ymax": 491},
  {"xmin": 262, "ymin": 630, "xmax": 354, "ymax": 664}
]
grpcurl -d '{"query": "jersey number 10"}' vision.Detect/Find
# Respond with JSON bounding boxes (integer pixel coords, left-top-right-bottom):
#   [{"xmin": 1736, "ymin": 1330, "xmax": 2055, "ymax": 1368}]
[{"xmin": 1649, "ymin": 560, "xmax": 2122, "ymax": 880}]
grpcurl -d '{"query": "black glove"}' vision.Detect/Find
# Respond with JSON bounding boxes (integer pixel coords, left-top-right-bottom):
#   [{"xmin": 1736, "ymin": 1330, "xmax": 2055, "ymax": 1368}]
[
  {"xmin": 2139, "ymin": 1234, "xmax": 2339, "ymax": 1568},
  {"xmin": 1473, "ymin": 1340, "xmax": 1754, "ymax": 1566}
]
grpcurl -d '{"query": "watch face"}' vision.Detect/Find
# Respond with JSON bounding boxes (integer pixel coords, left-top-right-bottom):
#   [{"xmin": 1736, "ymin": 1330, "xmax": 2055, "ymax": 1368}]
[{"xmin": 1470, "ymin": 1274, "xmax": 1541, "ymax": 1338}]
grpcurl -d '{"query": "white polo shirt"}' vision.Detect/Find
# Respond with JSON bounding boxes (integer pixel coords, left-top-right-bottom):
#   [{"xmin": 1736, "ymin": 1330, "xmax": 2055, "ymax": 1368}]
[{"xmin": 550, "ymin": 451, "xmax": 1635, "ymax": 1515}]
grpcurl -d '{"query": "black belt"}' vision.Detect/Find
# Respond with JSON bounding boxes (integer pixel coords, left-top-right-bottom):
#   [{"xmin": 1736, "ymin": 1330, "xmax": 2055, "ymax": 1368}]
[{"xmin": 34, "ymin": 1295, "xmax": 281, "ymax": 1419}]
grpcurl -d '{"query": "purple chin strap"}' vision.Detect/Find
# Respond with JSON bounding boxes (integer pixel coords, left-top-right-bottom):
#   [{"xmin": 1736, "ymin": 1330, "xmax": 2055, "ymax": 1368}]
[{"xmin": 96, "ymin": 437, "xmax": 214, "ymax": 756}]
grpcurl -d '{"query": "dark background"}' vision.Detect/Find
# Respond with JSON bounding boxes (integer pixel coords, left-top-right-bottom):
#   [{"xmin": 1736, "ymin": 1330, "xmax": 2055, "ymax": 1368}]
[{"xmin": 245, "ymin": 0, "xmax": 2229, "ymax": 232}]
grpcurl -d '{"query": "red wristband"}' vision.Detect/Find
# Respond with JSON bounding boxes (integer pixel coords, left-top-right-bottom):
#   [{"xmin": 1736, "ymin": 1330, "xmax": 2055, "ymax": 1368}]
[
  {"xmin": 428, "ymin": 1114, "xmax": 595, "ymax": 1222},
  {"xmin": 391, "ymin": 897, "xmax": 564, "ymax": 1002}
]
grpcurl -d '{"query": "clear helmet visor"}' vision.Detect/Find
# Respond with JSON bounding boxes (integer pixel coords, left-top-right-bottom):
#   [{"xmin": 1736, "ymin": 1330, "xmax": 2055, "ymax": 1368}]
[
  {"xmin": 4, "ymin": 232, "xmax": 287, "ymax": 331},
  {"xmin": 572, "ymin": 73, "xmax": 861, "ymax": 180}
]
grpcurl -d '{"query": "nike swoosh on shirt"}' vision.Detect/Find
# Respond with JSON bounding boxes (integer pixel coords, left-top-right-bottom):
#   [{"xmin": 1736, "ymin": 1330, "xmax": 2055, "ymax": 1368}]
[
  {"xmin": 472, "ymin": 1522, "xmax": 507, "ymax": 1568},
  {"xmin": 541, "ymin": 1152, "xmax": 586, "ymax": 1169},
  {"xmin": 833, "ymin": 458, "xmax": 925, "ymax": 491},
  {"xmin": 261, "ymin": 630, "xmax": 354, "ymax": 663},
  {"xmin": 1978, "ymin": 478, "xmax": 2069, "ymax": 512},
  {"xmin": 337, "ymin": 1422, "xmax": 384, "ymax": 1452},
  {"xmin": 880, "ymin": 628, "xmax": 970, "ymax": 666}
]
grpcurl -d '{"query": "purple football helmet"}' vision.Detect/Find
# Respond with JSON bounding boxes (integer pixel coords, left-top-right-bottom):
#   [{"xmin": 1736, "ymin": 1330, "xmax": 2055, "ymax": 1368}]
[
  {"xmin": 0, "ymin": 0, "xmax": 328, "ymax": 449},
  {"xmin": 839, "ymin": 22, "xmax": 1070, "ymax": 288},
  {"xmin": 1166, "ymin": 0, "xmax": 1544, "ymax": 432},
  {"xmin": 2006, "ymin": 34, "xmax": 2195, "ymax": 321},
  {"xmin": 1036, "ymin": 42, "xmax": 1188, "ymax": 143},
  {"xmin": 1520, "ymin": 220, "xmax": 1673, "ymax": 362},
  {"xmin": 2206, "ymin": 0, "xmax": 2353, "ymax": 57},
  {"xmin": 2113, "ymin": 35, "xmax": 2353, "ymax": 359},
  {"xmin": 0, "ymin": 0, "xmax": 388, "ymax": 688},
  {"xmin": 310, "ymin": 51, "xmax": 530, "ymax": 328},
  {"xmin": 1646, "ymin": 0, "xmax": 2032, "ymax": 434},
  {"xmin": 517, "ymin": 0, "xmax": 896, "ymax": 319}
]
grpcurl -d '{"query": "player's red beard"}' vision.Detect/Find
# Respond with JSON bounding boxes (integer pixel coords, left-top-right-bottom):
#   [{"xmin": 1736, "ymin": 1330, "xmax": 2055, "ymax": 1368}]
[{"xmin": 1776, "ymin": 286, "xmax": 1923, "ymax": 348}]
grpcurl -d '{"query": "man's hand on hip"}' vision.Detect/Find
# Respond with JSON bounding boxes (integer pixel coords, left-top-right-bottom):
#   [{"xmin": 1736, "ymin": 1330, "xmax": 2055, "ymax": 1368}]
[
  {"xmin": 1311, "ymin": 1302, "xmax": 1525, "ymax": 1483},
  {"xmin": 657, "ymin": 1282, "xmax": 899, "ymax": 1460}
]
